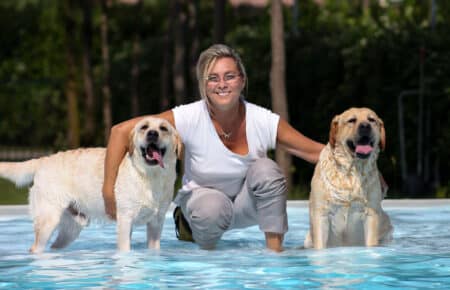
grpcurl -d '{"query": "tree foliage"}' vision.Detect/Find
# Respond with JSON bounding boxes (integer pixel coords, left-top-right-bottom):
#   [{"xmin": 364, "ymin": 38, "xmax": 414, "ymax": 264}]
[{"xmin": 0, "ymin": 0, "xmax": 448, "ymax": 197}]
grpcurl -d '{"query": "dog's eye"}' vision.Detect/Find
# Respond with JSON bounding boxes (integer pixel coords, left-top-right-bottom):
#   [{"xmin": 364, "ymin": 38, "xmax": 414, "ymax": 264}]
[
  {"xmin": 348, "ymin": 118, "xmax": 357, "ymax": 123},
  {"xmin": 368, "ymin": 117, "xmax": 376, "ymax": 123},
  {"xmin": 140, "ymin": 125, "xmax": 149, "ymax": 131},
  {"xmin": 160, "ymin": 125, "xmax": 168, "ymax": 132}
]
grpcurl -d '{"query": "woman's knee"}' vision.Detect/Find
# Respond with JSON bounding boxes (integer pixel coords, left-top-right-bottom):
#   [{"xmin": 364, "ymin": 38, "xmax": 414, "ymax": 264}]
[
  {"xmin": 184, "ymin": 189, "xmax": 233, "ymax": 248},
  {"xmin": 246, "ymin": 158, "xmax": 287, "ymax": 199},
  {"xmin": 246, "ymin": 158, "xmax": 288, "ymax": 234}
]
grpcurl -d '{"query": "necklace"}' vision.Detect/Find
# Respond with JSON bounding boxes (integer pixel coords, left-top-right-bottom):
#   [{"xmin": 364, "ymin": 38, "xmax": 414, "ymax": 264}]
[
  {"xmin": 212, "ymin": 102, "xmax": 244, "ymax": 140},
  {"xmin": 219, "ymin": 129, "xmax": 232, "ymax": 140}
]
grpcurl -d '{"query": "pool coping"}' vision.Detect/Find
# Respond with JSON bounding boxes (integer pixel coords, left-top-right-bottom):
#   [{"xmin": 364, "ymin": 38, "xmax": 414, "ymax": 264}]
[{"xmin": 0, "ymin": 199, "xmax": 449, "ymax": 216}]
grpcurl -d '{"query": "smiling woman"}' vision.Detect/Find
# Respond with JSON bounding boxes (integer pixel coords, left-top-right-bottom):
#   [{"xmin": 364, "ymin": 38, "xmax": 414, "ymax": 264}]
[
  {"xmin": 204, "ymin": 57, "xmax": 246, "ymax": 147},
  {"xmin": 102, "ymin": 43, "xmax": 325, "ymax": 252}
]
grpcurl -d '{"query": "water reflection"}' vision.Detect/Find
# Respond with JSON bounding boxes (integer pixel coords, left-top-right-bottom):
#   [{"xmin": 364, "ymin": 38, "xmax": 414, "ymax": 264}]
[{"xmin": 0, "ymin": 206, "xmax": 449, "ymax": 289}]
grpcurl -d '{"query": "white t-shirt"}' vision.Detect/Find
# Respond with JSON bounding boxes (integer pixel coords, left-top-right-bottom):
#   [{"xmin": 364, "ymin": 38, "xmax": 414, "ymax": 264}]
[{"xmin": 172, "ymin": 100, "xmax": 279, "ymax": 200}]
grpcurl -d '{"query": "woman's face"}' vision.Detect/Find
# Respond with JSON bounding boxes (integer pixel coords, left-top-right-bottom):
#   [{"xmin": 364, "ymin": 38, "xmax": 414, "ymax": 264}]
[{"xmin": 205, "ymin": 57, "xmax": 245, "ymax": 112}]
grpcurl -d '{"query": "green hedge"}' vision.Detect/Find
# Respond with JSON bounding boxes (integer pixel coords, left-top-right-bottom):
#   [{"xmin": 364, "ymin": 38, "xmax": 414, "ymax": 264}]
[{"xmin": 0, "ymin": 178, "xmax": 28, "ymax": 205}]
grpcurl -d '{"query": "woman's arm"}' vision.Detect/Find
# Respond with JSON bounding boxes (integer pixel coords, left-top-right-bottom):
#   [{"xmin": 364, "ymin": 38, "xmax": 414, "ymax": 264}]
[
  {"xmin": 102, "ymin": 110, "xmax": 175, "ymax": 219},
  {"xmin": 277, "ymin": 118, "xmax": 388, "ymax": 194},
  {"xmin": 276, "ymin": 118, "xmax": 325, "ymax": 164}
]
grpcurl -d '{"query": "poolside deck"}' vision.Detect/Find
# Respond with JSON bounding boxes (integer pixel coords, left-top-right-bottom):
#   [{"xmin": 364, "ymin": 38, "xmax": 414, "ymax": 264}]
[{"xmin": 1, "ymin": 199, "xmax": 449, "ymax": 216}]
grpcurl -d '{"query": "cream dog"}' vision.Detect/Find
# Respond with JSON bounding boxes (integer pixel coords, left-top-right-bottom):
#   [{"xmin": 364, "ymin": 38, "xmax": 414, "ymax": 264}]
[
  {"xmin": 0, "ymin": 117, "xmax": 181, "ymax": 253},
  {"xmin": 304, "ymin": 108, "xmax": 393, "ymax": 249}
]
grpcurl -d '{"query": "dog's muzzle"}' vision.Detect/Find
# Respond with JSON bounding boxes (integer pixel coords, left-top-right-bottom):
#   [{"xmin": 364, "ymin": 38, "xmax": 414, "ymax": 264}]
[
  {"xmin": 141, "ymin": 130, "xmax": 166, "ymax": 168},
  {"xmin": 346, "ymin": 122, "xmax": 375, "ymax": 159}
]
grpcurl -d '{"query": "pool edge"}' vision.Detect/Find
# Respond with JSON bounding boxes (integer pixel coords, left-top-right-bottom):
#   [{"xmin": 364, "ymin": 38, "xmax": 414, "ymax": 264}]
[{"xmin": 1, "ymin": 199, "xmax": 449, "ymax": 216}]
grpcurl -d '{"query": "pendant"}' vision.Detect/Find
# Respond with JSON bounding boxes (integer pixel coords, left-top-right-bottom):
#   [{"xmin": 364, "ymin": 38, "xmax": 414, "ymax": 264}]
[{"xmin": 221, "ymin": 131, "xmax": 232, "ymax": 139}]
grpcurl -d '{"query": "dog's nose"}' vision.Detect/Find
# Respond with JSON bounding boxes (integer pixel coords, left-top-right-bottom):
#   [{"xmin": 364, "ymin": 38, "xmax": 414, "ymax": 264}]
[
  {"xmin": 358, "ymin": 122, "xmax": 372, "ymax": 135},
  {"xmin": 146, "ymin": 130, "xmax": 159, "ymax": 142}
]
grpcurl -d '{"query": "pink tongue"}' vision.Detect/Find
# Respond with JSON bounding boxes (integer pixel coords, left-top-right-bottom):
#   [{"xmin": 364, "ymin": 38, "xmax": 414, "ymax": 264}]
[
  {"xmin": 355, "ymin": 145, "xmax": 373, "ymax": 155},
  {"xmin": 151, "ymin": 150, "xmax": 164, "ymax": 168}
]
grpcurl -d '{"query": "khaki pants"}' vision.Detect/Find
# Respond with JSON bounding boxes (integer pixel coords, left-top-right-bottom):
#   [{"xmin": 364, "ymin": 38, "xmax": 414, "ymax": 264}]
[{"xmin": 176, "ymin": 158, "xmax": 287, "ymax": 249}]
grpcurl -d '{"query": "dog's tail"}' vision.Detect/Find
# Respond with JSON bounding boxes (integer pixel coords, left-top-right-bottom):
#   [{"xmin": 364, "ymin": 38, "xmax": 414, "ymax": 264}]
[{"xmin": 0, "ymin": 159, "xmax": 41, "ymax": 187}]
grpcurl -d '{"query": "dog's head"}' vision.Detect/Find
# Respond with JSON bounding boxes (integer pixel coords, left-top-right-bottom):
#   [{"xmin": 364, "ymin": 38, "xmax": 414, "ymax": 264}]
[
  {"xmin": 329, "ymin": 107, "xmax": 385, "ymax": 159},
  {"xmin": 129, "ymin": 117, "xmax": 182, "ymax": 169}
]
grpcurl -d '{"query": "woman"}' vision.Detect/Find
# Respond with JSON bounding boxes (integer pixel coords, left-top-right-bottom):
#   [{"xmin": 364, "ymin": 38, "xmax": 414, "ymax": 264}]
[{"xmin": 102, "ymin": 44, "xmax": 324, "ymax": 252}]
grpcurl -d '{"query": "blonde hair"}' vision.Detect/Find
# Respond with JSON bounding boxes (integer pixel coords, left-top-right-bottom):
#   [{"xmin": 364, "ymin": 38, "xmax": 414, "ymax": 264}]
[{"xmin": 196, "ymin": 44, "xmax": 247, "ymax": 106}]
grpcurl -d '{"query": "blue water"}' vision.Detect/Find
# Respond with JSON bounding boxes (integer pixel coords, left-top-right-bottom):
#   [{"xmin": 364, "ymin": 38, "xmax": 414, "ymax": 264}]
[{"xmin": 0, "ymin": 205, "xmax": 449, "ymax": 289}]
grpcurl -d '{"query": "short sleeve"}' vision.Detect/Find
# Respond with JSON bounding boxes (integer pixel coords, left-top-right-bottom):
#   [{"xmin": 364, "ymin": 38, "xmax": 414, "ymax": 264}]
[
  {"xmin": 262, "ymin": 107, "xmax": 280, "ymax": 150},
  {"xmin": 172, "ymin": 100, "xmax": 204, "ymax": 142},
  {"xmin": 268, "ymin": 110, "xmax": 280, "ymax": 149},
  {"xmin": 246, "ymin": 102, "xmax": 280, "ymax": 152}
]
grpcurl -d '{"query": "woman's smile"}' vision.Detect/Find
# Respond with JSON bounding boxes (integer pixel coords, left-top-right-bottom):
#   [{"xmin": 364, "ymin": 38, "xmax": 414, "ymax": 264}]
[{"xmin": 206, "ymin": 57, "xmax": 244, "ymax": 111}]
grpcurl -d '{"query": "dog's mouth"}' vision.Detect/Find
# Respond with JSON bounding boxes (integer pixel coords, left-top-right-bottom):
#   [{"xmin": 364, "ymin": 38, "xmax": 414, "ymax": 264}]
[
  {"xmin": 346, "ymin": 136, "xmax": 374, "ymax": 159},
  {"xmin": 141, "ymin": 143, "xmax": 166, "ymax": 168}
]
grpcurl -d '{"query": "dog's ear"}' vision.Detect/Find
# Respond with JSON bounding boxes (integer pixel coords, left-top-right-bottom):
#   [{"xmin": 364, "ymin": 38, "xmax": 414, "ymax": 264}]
[
  {"xmin": 329, "ymin": 115, "xmax": 339, "ymax": 148},
  {"xmin": 379, "ymin": 119, "xmax": 386, "ymax": 151},
  {"xmin": 173, "ymin": 131, "xmax": 184, "ymax": 160},
  {"xmin": 128, "ymin": 130, "xmax": 135, "ymax": 156}
]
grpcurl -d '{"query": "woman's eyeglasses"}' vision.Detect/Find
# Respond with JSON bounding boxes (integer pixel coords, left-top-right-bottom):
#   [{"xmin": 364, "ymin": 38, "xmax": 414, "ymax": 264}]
[{"xmin": 205, "ymin": 73, "xmax": 241, "ymax": 84}]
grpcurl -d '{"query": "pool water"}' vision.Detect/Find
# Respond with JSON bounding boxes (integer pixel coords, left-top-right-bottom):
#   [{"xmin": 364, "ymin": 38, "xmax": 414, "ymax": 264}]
[{"xmin": 0, "ymin": 204, "xmax": 449, "ymax": 289}]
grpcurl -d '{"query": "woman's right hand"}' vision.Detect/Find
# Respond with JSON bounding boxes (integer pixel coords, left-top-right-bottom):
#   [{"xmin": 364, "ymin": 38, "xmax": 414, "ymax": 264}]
[
  {"xmin": 103, "ymin": 188, "xmax": 117, "ymax": 220},
  {"xmin": 102, "ymin": 121, "xmax": 135, "ymax": 222},
  {"xmin": 101, "ymin": 111, "xmax": 174, "ymax": 221}
]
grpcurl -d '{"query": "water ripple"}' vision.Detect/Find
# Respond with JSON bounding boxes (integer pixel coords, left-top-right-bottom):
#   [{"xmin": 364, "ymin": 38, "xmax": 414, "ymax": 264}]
[{"xmin": 0, "ymin": 206, "xmax": 449, "ymax": 289}]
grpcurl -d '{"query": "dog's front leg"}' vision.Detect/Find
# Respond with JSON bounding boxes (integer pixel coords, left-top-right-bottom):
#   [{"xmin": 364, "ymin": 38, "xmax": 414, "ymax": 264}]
[
  {"xmin": 146, "ymin": 220, "xmax": 163, "ymax": 250},
  {"xmin": 311, "ymin": 207, "xmax": 329, "ymax": 249},
  {"xmin": 117, "ymin": 216, "xmax": 133, "ymax": 251},
  {"xmin": 364, "ymin": 207, "xmax": 380, "ymax": 247}
]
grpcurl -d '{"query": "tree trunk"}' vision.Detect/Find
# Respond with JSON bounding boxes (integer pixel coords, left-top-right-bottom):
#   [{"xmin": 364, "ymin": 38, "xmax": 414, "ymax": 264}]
[
  {"xmin": 80, "ymin": 0, "xmax": 95, "ymax": 145},
  {"xmin": 397, "ymin": 91, "xmax": 408, "ymax": 184},
  {"xmin": 362, "ymin": 0, "xmax": 370, "ymax": 19},
  {"xmin": 160, "ymin": 1, "xmax": 175, "ymax": 111},
  {"xmin": 172, "ymin": 0, "xmax": 187, "ymax": 105},
  {"xmin": 100, "ymin": 0, "xmax": 113, "ymax": 144},
  {"xmin": 291, "ymin": 0, "xmax": 299, "ymax": 36},
  {"xmin": 130, "ymin": 0, "xmax": 142, "ymax": 117},
  {"xmin": 160, "ymin": 33, "xmax": 171, "ymax": 110},
  {"xmin": 188, "ymin": 0, "xmax": 199, "ymax": 101},
  {"xmin": 270, "ymin": 0, "xmax": 292, "ymax": 190},
  {"xmin": 63, "ymin": 0, "xmax": 80, "ymax": 149},
  {"xmin": 429, "ymin": 0, "xmax": 436, "ymax": 30},
  {"xmin": 424, "ymin": 101, "xmax": 431, "ymax": 184},
  {"xmin": 214, "ymin": 0, "xmax": 225, "ymax": 44},
  {"xmin": 131, "ymin": 33, "xmax": 141, "ymax": 116},
  {"xmin": 417, "ymin": 46, "xmax": 425, "ymax": 177}
]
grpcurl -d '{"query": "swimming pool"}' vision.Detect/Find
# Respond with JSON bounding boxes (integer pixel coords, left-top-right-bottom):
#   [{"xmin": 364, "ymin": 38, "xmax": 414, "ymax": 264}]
[{"xmin": 1, "ymin": 200, "xmax": 449, "ymax": 289}]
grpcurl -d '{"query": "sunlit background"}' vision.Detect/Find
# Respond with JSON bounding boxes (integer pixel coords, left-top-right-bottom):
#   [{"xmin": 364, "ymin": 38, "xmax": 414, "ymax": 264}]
[{"xmin": 0, "ymin": 0, "xmax": 449, "ymax": 203}]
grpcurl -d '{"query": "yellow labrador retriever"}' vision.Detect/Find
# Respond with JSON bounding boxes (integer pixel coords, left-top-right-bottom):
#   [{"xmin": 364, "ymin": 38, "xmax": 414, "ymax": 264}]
[
  {"xmin": 0, "ymin": 117, "xmax": 181, "ymax": 253},
  {"xmin": 304, "ymin": 108, "xmax": 393, "ymax": 249}
]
